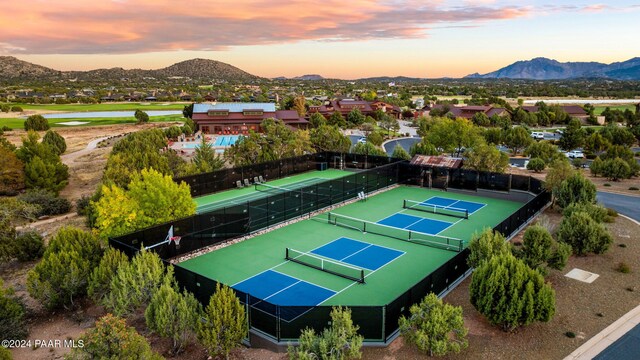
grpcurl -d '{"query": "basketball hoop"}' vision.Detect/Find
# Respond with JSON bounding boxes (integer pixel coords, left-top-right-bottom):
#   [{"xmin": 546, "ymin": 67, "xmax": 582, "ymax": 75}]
[{"xmin": 170, "ymin": 236, "xmax": 181, "ymax": 248}]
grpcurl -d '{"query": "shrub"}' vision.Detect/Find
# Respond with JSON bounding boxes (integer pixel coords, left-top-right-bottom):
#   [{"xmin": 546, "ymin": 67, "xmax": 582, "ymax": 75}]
[
  {"xmin": 23, "ymin": 115, "xmax": 50, "ymax": 131},
  {"xmin": 103, "ymin": 248, "xmax": 166, "ymax": 316},
  {"xmin": 0, "ymin": 216, "xmax": 17, "ymax": 262},
  {"xmin": 518, "ymin": 225, "xmax": 552, "ymax": 270},
  {"xmin": 391, "ymin": 144, "xmax": 411, "ymax": 160},
  {"xmin": 590, "ymin": 156, "xmax": 603, "ymax": 177},
  {"xmin": 27, "ymin": 227, "xmax": 102, "ymax": 309},
  {"xmin": 630, "ymin": 187, "xmax": 639, "ymax": 191},
  {"xmin": 604, "ymin": 183, "xmax": 611, "ymax": 187},
  {"xmin": 198, "ymin": 283, "xmax": 247, "ymax": 359},
  {"xmin": 10, "ymin": 106, "xmax": 23, "ymax": 112},
  {"xmin": 134, "ymin": 109, "xmax": 149, "ymax": 124},
  {"xmin": 602, "ymin": 158, "xmax": 631, "ymax": 181},
  {"xmin": 75, "ymin": 195, "xmax": 91, "ymax": 216},
  {"xmin": 399, "ymin": 293, "xmax": 468, "ymax": 356},
  {"xmin": 14, "ymin": 231, "xmax": 45, "ymax": 261},
  {"xmin": 527, "ymin": 157, "xmax": 546, "ymax": 172},
  {"xmin": 366, "ymin": 131, "xmax": 384, "ymax": 146},
  {"xmin": 42, "ymin": 130, "xmax": 67, "ymax": 155},
  {"xmin": 18, "ymin": 189, "xmax": 71, "ymax": 217},
  {"xmin": 1, "ymin": 126, "xmax": 10, "ymax": 131},
  {"xmin": 616, "ymin": 262, "xmax": 631, "ymax": 274},
  {"xmin": 87, "ymin": 247, "xmax": 128, "ymax": 303},
  {"xmin": 563, "ymin": 203, "xmax": 610, "ymax": 223},
  {"xmin": 0, "ymin": 278, "xmax": 27, "ymax": 340},
  {"xmin": 0, "ymin": 104, "xmax": 9, "ymax": 113},
  {"xmin": 467, "ymin": 228, "xmax": 510, "ymax": 268},
  {"xmin": 556, "ymin": 212, "xmax": 613, "ymax": 255},
  {"xmin": 0, "ymin": 146, "xmax": 24, "ymax": 196},
  {"xmin": 145, "ymin": 279, "xmax": 202, "ymax": 355},
  {"xmin": 555, "ymin": 173, "xmax": 597, "ymax": 208},
  {"xmin": 565, "ymin": 331, "xmax": 576, "ymax": 338},
  {"xmin": 66, "ymin": 314, "xmax": 162, "ymax": 360},
  {"xmin": 0, "ymin": 346, "xmax": 12, "ymax": 360},
  {"xmin": 470, "ymin": 254, "xmax": 555, "ymax": 332}
]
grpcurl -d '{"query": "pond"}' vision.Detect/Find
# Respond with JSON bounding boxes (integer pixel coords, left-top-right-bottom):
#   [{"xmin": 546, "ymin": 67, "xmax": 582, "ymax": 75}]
[{"xmin": 40, "ymin": 110, "xmax": 183, "ymax": 119}]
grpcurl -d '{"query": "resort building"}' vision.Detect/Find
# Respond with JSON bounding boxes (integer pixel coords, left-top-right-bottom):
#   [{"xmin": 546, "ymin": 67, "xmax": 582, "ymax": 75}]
[{"xmin": 192, "ymin": 103, "xmax": 308, "ymax": 134}]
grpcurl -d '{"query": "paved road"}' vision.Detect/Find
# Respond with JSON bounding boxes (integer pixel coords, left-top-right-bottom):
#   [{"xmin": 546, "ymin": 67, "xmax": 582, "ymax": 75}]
[
  {"xmin": 596, "ymin": 191, "xmax": 640, "ymax": 221},
  {"xmin": 383, "ymin": 137, "xmax": 421, "ymax": 155}
]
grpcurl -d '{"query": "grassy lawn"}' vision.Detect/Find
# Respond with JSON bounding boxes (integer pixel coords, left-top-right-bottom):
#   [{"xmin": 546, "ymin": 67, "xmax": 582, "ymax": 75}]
[
  {"xmin": 1, "ymin": 102, "xmax": 186, "ymax": 112},
  {"xmin": 594, "ymin": 105, "xmax": 635, "ymax": 115},
  {"xmin": 0, "ymin": 114, "xmax": 184, "ymax": 129}
]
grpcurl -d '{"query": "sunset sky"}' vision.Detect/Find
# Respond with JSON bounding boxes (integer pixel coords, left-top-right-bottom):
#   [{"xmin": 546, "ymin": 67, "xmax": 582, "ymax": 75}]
[{"xmin": 1, "ymin": 1, "xmax": 639, "ymax": 79}]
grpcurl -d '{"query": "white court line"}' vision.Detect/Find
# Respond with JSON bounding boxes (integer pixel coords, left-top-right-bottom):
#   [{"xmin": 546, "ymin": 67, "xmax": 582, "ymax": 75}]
[
  {"xmin": 340, "ymin": 244, "xmax": 374, "ymax": 263},
  {"xmin": 435, "ymin": 217, "xmax": 466, "ymax": 236},
  {"xmin": 269, "ymin": 269, "xmax": 337, "ymax": 293},
  {"xmin": 263, "ymin": 280, "xmax": 302, "ymax": 301}
]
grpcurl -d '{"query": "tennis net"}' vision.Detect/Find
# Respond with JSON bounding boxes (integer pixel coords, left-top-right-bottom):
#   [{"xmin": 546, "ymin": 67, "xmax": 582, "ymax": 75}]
[
  {"xmin": 403, "ymin": 199, "xmax": 468, "ymax": 219},
  {"xmin": 285, "ymin": 248, "xmax": 365, "ymax": 283},
  {"xmin": 327, "ymin": 212, "xmax": 464, "ymax": 252}
]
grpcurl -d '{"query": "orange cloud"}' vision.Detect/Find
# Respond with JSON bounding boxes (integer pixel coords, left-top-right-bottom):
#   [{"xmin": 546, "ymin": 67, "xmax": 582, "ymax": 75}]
[{"xmin": 0, "ymin": 0, "xmax": 530, "ymax": 54}]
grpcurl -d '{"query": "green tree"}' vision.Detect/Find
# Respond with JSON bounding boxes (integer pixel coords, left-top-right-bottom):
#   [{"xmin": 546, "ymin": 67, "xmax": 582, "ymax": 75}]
[
  {"xmin": 518, "ymin": 225, "xmax": 571, "ymax": 272},
  {"xmin": 347, "ymin": 108, "xmax": 365, "ymax": 127},
  {"xmin": 351, "ymin": 142, "xmax": 387, "ymax": 157},
  {"xmin": 24, "ymin": 114, "xmax": 50, "ymax": 131},
  {"xmin": 145, "ymin": 278, "xmax": 202, "ymax": 355},
  {"xmin": 555, "ymin": 173, "xmax": 596, "ymax": 208},
  {"xmin": 504, "ymin": 126, "xmax": 533, "ymax": 155},
  {"xmin": 399, "ymin": 293, "xmax": 468, "ymax": 357},
  {"xmin": 410, "ymin": 140, "xmax": 439, "ymax": 156},
  {"xmin": 42, "ymin": 130, "xmax": 67, "ymax": 155},
  {"xmin": 544, "ymin": 158, "xmax": 574, "ymax": 198},
  {"xmin": 103, "ymin": 248, "xmax": 166, "ymax": 316},
  {"xmin": 16, "ymin": 131, "xmax": 68, "ymax": 194},
  {"xmin": 467, "ymin": 228, "xmax": 509, "ymax": 268},
  {"xmin": 563, "ymin": 202, "xmax": 610, "ymax": 223},
  {"xmin": 470, "ymin": 254, "xmax": 555, "ymax": 332},
  {"xmin": 482, "ymin": 127, "xmax": 504, "ymax": 145},
  {"xmin": 94, "ymin": 168, "xmax": 195, "ymax": 238},
  {"xmin": 556, "ymin": 212, "xmax": 613, "ymax": 255},
  {"xmin": 391, "ymin": 145, "xmax": 411, "ymax": 160},
  {"xmin": 13, "ymin": 231, "xmax": 45, "ymax": 262},
  {"xmin": 66, "ymin": 314, "xmax": 162, "ymax": 360},
  {"xmin": 309, "ymin": 112, "xmax": 327, "ymax": 128},
  {"xmin": 426, "ymin": 118, "xmax": 482, "ymax": 157},
  {"xmin": 601, "ymin": 158, "xmax": 631, "ymax": 181},
  {"xmin": 0, "ymin": 278, "xmax": 27, "ymax": 340},
  {"xmin": 526, "ymin": 158, "xmax": 546, "ymax": 172},
  {"xmin": 182, "ymin": 103, "xmax": 194, "ymax": 119},
  {"xmin": 463, "ymin": 143, "xmax": 509, "ymax": 173},
  {"xmin": 559, "ymin": 118, "xmax": 585, "ymax": 150},
  {"xmin": 590, "ymin": 156, "xmax": 604, "ymax": 177},
  {"xmin": 193, "ymin": 135, "xmax": 224, "ymax": 173},
  {"xmin": 366, "ymin": 131, "xmax": 384, "ymax": 146},
  {"xmin": 198, "ymin": 283, "xmax": 247, "ymax": 359},
  {"xmin": 601, "ymin": 145, "xmax": 639, "ymax": 177},
  {"xmin": 471, "ymin": 112, "xmax": 490, "ymax": 127},
  {"xmin": 0, "ymin": 146, "xmax": 25, "ymax": 195},
  {"xmin": 87, "ymin": 247, "xmax": 128, "ymax": 303},
  {"xmin": 524, "ymin": 141, "xmax": 561, "ymax": 164},
  {"xmin": 26, "ymin": 227, "xmax": 102, "ymax": 309},
  {"xmin": 134, "ymin": 109, "xmax": 149, "ymax": 124},
  {"xmin": 293, "ymin": 96, "xmax": 307, "ymax": 117},
  {"xmin": 379, "ymin": 115, "xmax": 400, "ymax": 137},
  {"xmin": 288, "ymin": 306, "xmax": 363, "ymax": 360},
  {"xmin": 584, "ymin": 132, "xmax": 610, "ymax": 154},
  {"xmin": 328, "ymin": 111, "xmax": 347, "ymax": 128},
  {"xmin": 310, "ymin": 125, "xmax": 351, "ymax": 153}
]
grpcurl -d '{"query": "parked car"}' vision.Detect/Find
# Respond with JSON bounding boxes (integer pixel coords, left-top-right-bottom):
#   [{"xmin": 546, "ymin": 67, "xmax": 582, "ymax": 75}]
[
  {"xmin": 555, "ymin": 129, "xmax": 564, "ymax": 135},
  {"xmin": 531, "ymin": 132, "xmax": 545, "ymax": 140},
  {"xmin": 357, "ymin": 137, "xmax": 366, "ymax": 144},
  {"xmin": 566, "ymin": 150, "xmax": 584, "ymax": 159}
]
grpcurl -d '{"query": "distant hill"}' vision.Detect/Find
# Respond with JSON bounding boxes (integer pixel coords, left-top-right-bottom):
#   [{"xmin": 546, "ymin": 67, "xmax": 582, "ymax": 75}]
[
  {"xmin": 293, "ymin": 74, "xmax": 324, "ymax": 80},
  {"xmin": 465, "ymin": 57, "xmax": 640, "ymax": 80},
  {"xmin": 0, "ymin": 56, "xmax": 262, "ymax": 82},
  {"xmin": 357, "ymin": 76, "xmax": 425, "ymax": 82}
]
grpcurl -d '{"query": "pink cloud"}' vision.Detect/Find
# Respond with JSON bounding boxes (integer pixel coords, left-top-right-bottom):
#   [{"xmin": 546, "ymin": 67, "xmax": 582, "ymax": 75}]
[{"xmin": 0, "ymin": 0, "xmax": 531, "ymax": 54}]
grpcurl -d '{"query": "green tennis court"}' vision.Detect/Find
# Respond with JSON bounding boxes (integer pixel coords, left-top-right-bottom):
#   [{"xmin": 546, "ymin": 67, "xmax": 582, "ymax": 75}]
[
  {"xmin": 179, "ymin": 186, "xmax": 521, "ymax": 306},
  {"xmin": 194, "ymin": 169, "xmax": 351, "ymax": 213}
]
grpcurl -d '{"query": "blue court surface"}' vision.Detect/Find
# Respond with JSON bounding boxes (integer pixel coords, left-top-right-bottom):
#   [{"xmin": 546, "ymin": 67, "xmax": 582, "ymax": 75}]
[
  {"xmin": 595, "ymin": 323, "xmax": 640, "ymax": 360},
  {"xmin": 422, "ymin": 196, "xmax": 486, "ymax": 215},
  {"xmin": 311, "ymin": 237, "xmax": 404, "ymax": 271},
  {"xmin": 233, "ymin": 270, "xmax": 335, "ymax": 307},
  {"xmin": 378, "ymin": 213, "xmax": 453, "ymax": 235}
]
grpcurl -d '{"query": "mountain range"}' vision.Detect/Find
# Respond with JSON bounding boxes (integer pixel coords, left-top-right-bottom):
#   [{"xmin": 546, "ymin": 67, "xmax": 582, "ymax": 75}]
[
  {"xmin": 0, "ymin": 56, "xmax": 261, "ymax": 82},
  {"xmin": 465, "ymin": 57, "xmax": 640, "ymax": 80}
]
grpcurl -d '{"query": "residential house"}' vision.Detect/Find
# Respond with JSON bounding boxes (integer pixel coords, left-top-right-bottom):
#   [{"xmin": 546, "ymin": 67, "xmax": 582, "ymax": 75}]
[{"xmin": 192, "ymin": 102, "xmax": 308, "ymax": 134}]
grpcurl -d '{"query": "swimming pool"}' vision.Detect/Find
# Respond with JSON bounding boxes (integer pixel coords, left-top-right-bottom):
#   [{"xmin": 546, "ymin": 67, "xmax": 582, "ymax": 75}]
[
  {"xmin": 213, "ymin": 135, "xmax": 241, "ymax": 146},
  {"xmin": 181, "ymin": 143, "xmax": 224, "ymax": 153}
]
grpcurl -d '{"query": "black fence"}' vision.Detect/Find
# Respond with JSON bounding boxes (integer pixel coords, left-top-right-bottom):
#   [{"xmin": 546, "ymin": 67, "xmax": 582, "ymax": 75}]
[{"xmin": 109, "ymin": 153, "xmax": 551, "ymax": 344}]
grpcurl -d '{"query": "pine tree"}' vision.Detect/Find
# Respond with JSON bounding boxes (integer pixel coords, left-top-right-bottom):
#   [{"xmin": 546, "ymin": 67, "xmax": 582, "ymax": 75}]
[
  {"xmin": 198, "ymin": 283, "xmax": 247, "ymax": 359},
  {"xmin": 145, "ymin": 274, "xmax": 202, "ymax": 354},
  {"xmin": 556, "ymin": 212, "xmax": 613, "ymax": 255},
  {"xmin": 391, "ymin": 145, "xmax": 411, "ymax": 160},
  {"xmin": 466, "ymin": 228, "xmax": 510, "ymax": 268},
  {"xmin": 42, "ymin": 130, "xmax": 67, "ymax": 155},
  {"xmin": 555, "ymin": 173, "xmax": 596, "ymax": 208},
  {"xmin": 470, "ymin": 254, "xmax": 555, "ymax": 332},
  {"xmin": 399, "ymin": 293, "xmax": 468, "ymax": 356},
  {"xmin": 88, "ymin": 247, "xmax": 128, "ymax": 303},
  {"xmin": 288, "ymin": 306, "xmax": 363, "ymax": 360},
  {"xmin": 193, "ymin": 135, "xmax": 223, "ymax": 173}
]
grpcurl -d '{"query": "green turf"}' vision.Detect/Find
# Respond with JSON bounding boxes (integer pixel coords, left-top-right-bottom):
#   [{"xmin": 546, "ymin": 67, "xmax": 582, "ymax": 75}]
[
  {"xmin": 1, "ymin": 102, "xmax": 186, "ymax": 112},
  {"xmin": 0, "ymin": 114, "xmax": 184, "ymax": 129},
  {"xmin": 193, "ymin": 169, "xmax": 352, "ymax": 211},
  {"xmin": 594, "ymin": 105, "xmax": 635, "ymax": 115},
  {"xmin": 180, "ymin": 186, "xmax": 522, "ymax": 306}
]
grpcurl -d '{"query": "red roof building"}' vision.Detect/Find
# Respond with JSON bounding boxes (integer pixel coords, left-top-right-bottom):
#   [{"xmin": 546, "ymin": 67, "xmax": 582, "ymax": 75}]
[{"xmin": 192, "ymin": 103, "xmax": 308, "ymax": 134}]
